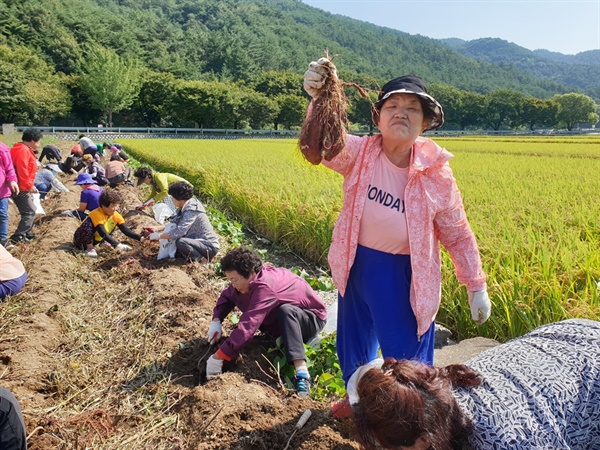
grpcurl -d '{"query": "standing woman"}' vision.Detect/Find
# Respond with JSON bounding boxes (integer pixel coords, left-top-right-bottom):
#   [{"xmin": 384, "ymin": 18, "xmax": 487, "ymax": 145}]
[
  {"xmin": 0, "ymin": 142, "xmax": 19, "ymax": 248},
  {"xmin": 9, "ymin": 128, "xmax": 42, "ymax": 244},
  {"xmin": 301, "ymin": 60, "xmax": 491, "ymax": 413}
]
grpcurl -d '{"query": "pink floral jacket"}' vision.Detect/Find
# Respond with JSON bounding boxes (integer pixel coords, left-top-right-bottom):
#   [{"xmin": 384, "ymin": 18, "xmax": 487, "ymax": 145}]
[{"xmin": 322, "ymin": 133, "xmax": 486, "ymax": 337}]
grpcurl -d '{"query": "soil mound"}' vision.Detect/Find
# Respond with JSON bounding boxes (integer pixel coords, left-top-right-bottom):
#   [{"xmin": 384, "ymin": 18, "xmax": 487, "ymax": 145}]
[{"xmin": 1, "ymin": 143, "xmax": 358, "ymax": 449}]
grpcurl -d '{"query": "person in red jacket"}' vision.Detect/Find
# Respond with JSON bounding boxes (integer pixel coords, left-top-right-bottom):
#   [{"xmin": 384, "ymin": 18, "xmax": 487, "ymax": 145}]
[{"xmin": 9, "ymin": 128, "xmax": 42, "ymax": 244}]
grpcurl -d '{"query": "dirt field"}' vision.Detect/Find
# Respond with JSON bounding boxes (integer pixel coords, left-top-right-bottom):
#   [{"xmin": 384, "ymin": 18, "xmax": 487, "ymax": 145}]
[
  {"xmin": 0, "ymin": 142, "xmax": 361, "ymax": 449},
  {"xmin": 0, "ymin": 142, "xmax": 498, "ymax": 449}
]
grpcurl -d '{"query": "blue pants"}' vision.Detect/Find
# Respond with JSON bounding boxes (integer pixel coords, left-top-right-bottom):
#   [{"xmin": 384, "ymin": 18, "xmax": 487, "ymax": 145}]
[
  {"xmin": 34, "ymin": 183, "xmax": 51, "ymax": 200},
  {"xmin": 0, "ymin": 272, "xmax": 27, "ymax": 301},
  {"xmin": 337, "ymin": 245, "xmax": 435, "ymax": 384},
  {"xmin": 0, "ymin": 197, "xmax": 8, "ymax": 242}
]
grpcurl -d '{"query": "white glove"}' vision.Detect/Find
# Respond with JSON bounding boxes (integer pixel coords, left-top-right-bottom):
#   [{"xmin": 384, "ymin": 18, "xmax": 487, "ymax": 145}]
[
  {"xmin": 116, "ymin": 243, "xmax": 132, "ymax": 252},
  {"xmin": 206, "ymin": 354, "xmax": 223, "ymax": 380},
  {"xmin": 148, "ymin": 232, "xmax": 161, "ymax": 241},
  {"xmin": 468, "ymin": 290, "xmax": 491, "ymax": 324},
  {"xmin": 208, "ymin": 320, "xmax": 222, "ymax": 344},
  {"xmin": 303, "ymin": 57, "xmax": 336, "ymax": 97}
]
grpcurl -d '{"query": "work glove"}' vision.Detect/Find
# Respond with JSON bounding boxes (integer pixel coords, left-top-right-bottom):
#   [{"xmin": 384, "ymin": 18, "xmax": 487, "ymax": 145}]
[
  {"xmin": 206, "ymin": 354, "xmax": 223, "ymax": 380},
  {"xmin": 148, "ymin": 232, "xmax": 161, "ymax": 241},
  {"xmin": 136, "ymin": 199, "xmax": 156, "ymax": 211},
  {"xmin": 468, "ymin": 290, "xmax": 491, "ymax": 325},
  {"xmin": 207, "ymin": 320, "xmax": 222, "ymax": 344},
  {"xmin": 116, "ymin": 243, "xmax": 132, "ymax": 252},
  {"xmin": 303, "ymin": 57, "xmax": 336, "ymax": 98}
]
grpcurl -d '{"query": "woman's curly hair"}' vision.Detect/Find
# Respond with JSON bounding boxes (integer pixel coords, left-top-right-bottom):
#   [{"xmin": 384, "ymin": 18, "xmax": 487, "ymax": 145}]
[
  {"xmin": 220, "ymin": 246, "xmax": 263, "ymax": 278},
  {"xmin": 99, "ymin": 189, "xmax": 122, "ymax": 207},
  {"xmin": 168, "ymin": 181, "xmax": 194, "ymax": 201}
]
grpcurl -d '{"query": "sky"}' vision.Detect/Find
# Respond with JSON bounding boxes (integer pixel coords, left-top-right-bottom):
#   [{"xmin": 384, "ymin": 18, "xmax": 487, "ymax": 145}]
[{"xmin": 302, "ymin": 0, "xmax": 600, "ymax": 55}]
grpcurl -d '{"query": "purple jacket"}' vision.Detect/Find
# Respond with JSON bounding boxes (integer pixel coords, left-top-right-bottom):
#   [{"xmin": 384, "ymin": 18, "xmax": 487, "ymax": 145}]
[
  {"xmin": 213, "ymin": 265, "xmax": 327, "ymax": 360},
  {"xmin": 0, "ymin": 143, "xmax": 17, "ymax": 199}
]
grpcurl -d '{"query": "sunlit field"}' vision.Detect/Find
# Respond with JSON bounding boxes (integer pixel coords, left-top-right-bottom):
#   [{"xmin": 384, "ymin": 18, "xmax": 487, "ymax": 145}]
[{"xmin": 123, "ymin": 135, "xmax": 600, "ymax": 341}]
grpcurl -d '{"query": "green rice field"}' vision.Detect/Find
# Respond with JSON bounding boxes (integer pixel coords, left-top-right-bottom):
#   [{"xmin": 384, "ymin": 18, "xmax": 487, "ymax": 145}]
[{"xmin": 122, "ymin": 135, "xmax": 600, "ymax": 342}]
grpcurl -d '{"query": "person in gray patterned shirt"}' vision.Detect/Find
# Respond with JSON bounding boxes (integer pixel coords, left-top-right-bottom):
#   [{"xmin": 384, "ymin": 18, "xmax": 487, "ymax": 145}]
[
  {"xmin": 144, "ymin": 181, "xmax": 220, "ymax": 262},
  {"xmin": 349, "ymin": 319, "xmax": 600, "ymax": 450}
]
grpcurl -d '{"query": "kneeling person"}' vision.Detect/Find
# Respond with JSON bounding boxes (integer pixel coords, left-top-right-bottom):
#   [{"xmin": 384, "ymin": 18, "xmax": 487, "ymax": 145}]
[
  {"xmin": 145, "ymin": 181, "xmax": 219, "ymax": 262},
  {"xmin": 205, "ymin": 246, "xmax": 327, "ymax": 398},
  {"xmin": 73, "ymin": 189, "xmax": 141, "ymax": 257}
]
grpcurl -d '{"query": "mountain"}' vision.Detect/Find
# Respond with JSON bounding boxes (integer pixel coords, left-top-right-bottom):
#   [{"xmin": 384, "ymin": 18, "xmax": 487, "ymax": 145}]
[
  {"xmin": 533, "ymin": 49, "xmax": 600, "ymax": 66},
  {"xmin": 441, "ymin": 38, "xmax": 599, "ymax": 96},
  {"xmin": 0, "ymin": 0, "xmax": 597, "ymax": 101}
]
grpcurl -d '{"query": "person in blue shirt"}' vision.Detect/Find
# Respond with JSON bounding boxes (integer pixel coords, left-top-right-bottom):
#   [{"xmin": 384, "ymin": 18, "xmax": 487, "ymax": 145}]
[{"xmin": 34, "ymin": 163, "xmax": 69, "ymax": 200}]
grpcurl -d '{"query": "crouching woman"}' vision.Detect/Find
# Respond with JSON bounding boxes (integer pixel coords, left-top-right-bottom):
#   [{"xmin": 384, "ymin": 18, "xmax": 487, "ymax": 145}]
[
  {"xmin": 204, "ymin": 246, "xmax": 327, "ymax": 398},
  {"xmin": 144, "ymin": 181, "xmax": 219, "ymax": 263},
  {"xmin": 73, "ymin": 189, "xmax": 141, "ymax": 258}
]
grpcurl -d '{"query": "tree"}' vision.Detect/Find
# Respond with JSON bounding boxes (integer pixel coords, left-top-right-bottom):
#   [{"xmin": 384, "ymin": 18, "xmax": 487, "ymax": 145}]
[
  {"xmin": 130, "ymin": 70, "xmax": 177, "ymax": 127},
  {"xmin": 68, "ymin": 75, "xmax": 103, "ymax": 126},
  {"xmin": 274, "ymin": 95, "xmax": 308, "ymax": 130},
  {"xmin": 238, "ymin": 90, "xmax": 278, "ymax": 129},
  {"xmin": 254, "ymin": 71, "xmax": 304, "ymax": 98},
  {"xmin": 0, "ymin": 44, "xmax": 71, "ymax": 125},
  {"xmin": 553, "ymin": 93, "xmax": 599, "ymax": 131},
  {"xmin": 169, "ymin": 79, "xmax": 241, "ymax": 128},
  {"xmin": 24, "ymin": 78, "xmax": 71, "ymax": 125},
  {"xmin": 483, "ymin": 89, "xmax": 525, "ymax": 130},
  {"xmin": 0, "ymin": 64, "xmax": 29, "ymax": 124},
  {"xmin": 79, "ymin": 46, "xmax": 141, "ymax": 127},
  {"xmin": 522, "ymin": 97, "xmax": 558, "ymax": 130},
  {"xmin": 456, "ymin": 91, "xmax": 486, "ymax": 130},
  {"xmin": 428, "ymin": 84, "xmax": 463, "ymax": 128},
  {"xmin": 347, "ymin": 90, "xmax": 377, "ymax": 132}
]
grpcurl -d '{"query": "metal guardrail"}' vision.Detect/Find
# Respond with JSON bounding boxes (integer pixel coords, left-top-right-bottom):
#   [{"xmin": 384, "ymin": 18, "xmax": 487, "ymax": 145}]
[
  {"xmin": 8, "ymin": 125, "xmax": 598, "ymax": 140},
  {"xmin": 14, "ymin": 126, "xmax": 299, "ymax": 135}
]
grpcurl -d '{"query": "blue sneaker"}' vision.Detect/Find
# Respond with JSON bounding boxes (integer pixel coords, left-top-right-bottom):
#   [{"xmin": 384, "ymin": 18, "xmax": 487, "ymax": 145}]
[{"xmin": 295, "ymin": 373, "xmax": 311, "ymax": 398}]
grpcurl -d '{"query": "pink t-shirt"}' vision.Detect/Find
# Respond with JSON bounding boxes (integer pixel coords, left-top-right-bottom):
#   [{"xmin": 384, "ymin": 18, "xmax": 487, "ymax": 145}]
[
  {"xmin": 104, "ymin": 160, "xmax": 126, "ymax": 179},
  {"xmin": 358, "ymin": 149, "xmax": 410, "ymax": 254}
]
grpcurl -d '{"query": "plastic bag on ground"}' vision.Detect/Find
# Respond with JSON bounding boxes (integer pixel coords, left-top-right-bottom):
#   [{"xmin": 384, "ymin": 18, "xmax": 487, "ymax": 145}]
[
  {"xmin": 152, "ymin": 203, "xmax": 172, "ymax": 224},
  {"xmin": 157, "ymin": 222, "xmax": 177, "ymax": 260},
  {"xmin": 307, "ymin": 299, "xmax": 338, "ymax": 347},
  {"xmin": 32, "ymin": 193, "xmax": 45, "ymax": 215}
]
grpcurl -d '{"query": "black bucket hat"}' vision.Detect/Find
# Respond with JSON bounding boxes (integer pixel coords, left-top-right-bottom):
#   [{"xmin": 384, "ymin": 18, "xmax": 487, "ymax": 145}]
[{"xmin": 374, "ymin": 75, "xmax": 444, "ymax": 131}]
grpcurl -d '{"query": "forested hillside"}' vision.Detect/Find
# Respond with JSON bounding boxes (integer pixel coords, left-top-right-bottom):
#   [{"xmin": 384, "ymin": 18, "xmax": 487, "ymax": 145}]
[
  {"xmin": 443, "ymin": 38, "xmax": 600, "ymax": 98},
  {"xmin": 1, "ymin": 0, "xmax": 595, "ymax": 96},
  {"xmin": 0, "ymin": 0, "xmax": 597, "ymax": 129}
]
